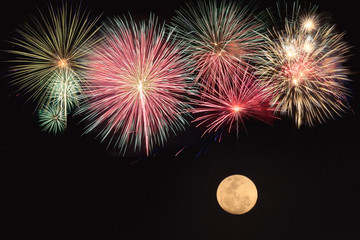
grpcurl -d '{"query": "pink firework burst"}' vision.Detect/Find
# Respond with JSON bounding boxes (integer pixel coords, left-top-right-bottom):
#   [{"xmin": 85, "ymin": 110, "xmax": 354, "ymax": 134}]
[
  {"xmin": 80, "ymin": 15, "xmax": 192, "ymax": 156},
  {"xmin": 192, "ymin": 68, "xmax": 275, "ymax": 138}
]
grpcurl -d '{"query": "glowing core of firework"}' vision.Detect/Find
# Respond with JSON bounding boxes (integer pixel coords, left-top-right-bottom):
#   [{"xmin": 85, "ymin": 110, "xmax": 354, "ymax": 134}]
[
  {"xmin": 58, "ymin": 59, "xmax": 68, "ymax": 68},
  {"xmin": 232, "ymin": 105, "xmax": 243, "ymax": 113},
  {"xmin": 302, "ymin": 18, "xmax": 317, "ymax": 32},
  {"xmin": 285, "ymin": 45, "xmax": 297, "ymax": 59},
  {"xmin": 303, "ymin": 42, "xmax": 314, "ymax": 53}
]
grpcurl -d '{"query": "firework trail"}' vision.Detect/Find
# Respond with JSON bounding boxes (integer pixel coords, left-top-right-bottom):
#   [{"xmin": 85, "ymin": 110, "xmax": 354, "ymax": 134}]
[
  {"xmin": 8, "ymin": 2, "xmax": 100, "ymax": 132},
  {"xmin": 192, "ymin": 68, "xmax": 274, "ymax": 138},
  {"xmin": 171, "ymin": 0, "xmax": 265, "ymax": 92},
  {"xmin": 79, "ymin": 15, "xmax": 192, "ymax": 156},
  {"xmin": 257, "ymin": 2, "xmax": 350, "ymax": 128}
]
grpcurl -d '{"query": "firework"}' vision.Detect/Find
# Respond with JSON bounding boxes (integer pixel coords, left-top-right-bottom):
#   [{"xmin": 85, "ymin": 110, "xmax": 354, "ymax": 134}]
[
  {"xmin": 192, "ymin": 68, "xmax": 274, "ymax": 138},
  {"xmin": 171, "ymin": 0, "xmax": 265, "ymax": 91},
  {"xmin": 38, "ymin": 105, "xmax": 66, "ymax": 134},
  {"xmin": 8, "ymin": 2, "xmax": 100, "ymax": 132},
  {"xmin": 36, "ymin": 68, "xmax": 80, "ymax": 131},
  {"xmin": 47, "ymin": 69, "xmax": 80, "ymax": 114},
  {"xmin": 257, "ymin": 3, "xmax": 350, "ymax": 128},
  {"xmin": 79, "ymin": 15, "xmax": 192, "ymax": 156}
]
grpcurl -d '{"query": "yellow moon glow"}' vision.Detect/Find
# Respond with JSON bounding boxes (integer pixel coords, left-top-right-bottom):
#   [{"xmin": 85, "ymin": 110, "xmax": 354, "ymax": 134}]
[{"xmin": 216, "ymin": 174, "xmax": 258, "ymax": 215}]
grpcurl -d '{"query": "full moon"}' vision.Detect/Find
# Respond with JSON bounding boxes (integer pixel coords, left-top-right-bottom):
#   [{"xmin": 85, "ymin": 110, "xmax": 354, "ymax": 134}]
[{"xmin": 216, "ymin": 174, "xmax": 258, "ymax": 215}]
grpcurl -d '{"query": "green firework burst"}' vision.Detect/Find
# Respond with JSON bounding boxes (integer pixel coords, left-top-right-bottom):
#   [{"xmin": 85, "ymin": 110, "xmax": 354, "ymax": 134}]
[{"xmin": 38, "ymin": 105, "xmax": 66, "ymax": 134}]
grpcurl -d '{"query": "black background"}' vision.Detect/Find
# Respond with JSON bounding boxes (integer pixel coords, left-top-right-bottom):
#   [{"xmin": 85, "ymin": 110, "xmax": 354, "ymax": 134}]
[{"xmin": 1, "ymin": 0, "xmax": 359, "ymax": 238}]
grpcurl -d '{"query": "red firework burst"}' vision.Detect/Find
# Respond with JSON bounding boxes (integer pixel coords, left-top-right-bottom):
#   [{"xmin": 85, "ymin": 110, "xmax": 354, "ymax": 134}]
[
  {"xmin": 79, "ymin": 16, "xmax": 192, "ymax": 156},
  {"xmin": 192, "ymin": 68, "xmax": 275, "ymax": 138}
]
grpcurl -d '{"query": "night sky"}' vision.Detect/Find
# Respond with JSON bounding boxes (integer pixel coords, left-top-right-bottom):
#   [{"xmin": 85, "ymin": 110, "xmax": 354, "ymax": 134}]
[{"xmin": 1, "ymin": 0, "xmax": 359, "ymax": 238}]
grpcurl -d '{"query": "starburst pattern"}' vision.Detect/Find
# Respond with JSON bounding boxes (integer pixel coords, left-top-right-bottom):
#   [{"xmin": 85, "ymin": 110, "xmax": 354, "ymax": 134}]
[
  {"xmin": 79, "ymin": 15, "xmax": 192, "ymax": 155},
  {"xmin": 257, "ymin": 3, "xmax": 350, "ymax": 127},
  {"xmin": 8, "ymin": 2, "xmax": 100, "ymax": 132},
  {"xmin": 171, "ymin": 0, "xmax": 265, "ymax": 91},
  {"xmin": 192, "ymin": 68, "xmax": 274, "ymax": 138},
  {"xmin": 38, "ymin": 105, "xmax": 66, "ymax": 134}
]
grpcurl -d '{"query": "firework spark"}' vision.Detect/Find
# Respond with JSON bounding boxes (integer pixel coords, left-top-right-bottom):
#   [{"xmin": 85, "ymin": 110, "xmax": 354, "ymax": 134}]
[
  {"xmin": 8, "ymin": 2, "xmax": 100, "ymax": 132},
  {"xmin": 192, "ymin": 68, "xmax": 274, "ymax": 138},
  {"xmin": 171, "ymin": 0, "xmax": 265, "ymax": 91},
  {"xmin": 257, "ymin": 3, "xmax": 350, "ymax": 128},
  {"xmin": 79, "ymin": 15, "xmax": 192, "ymax": 156}
]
